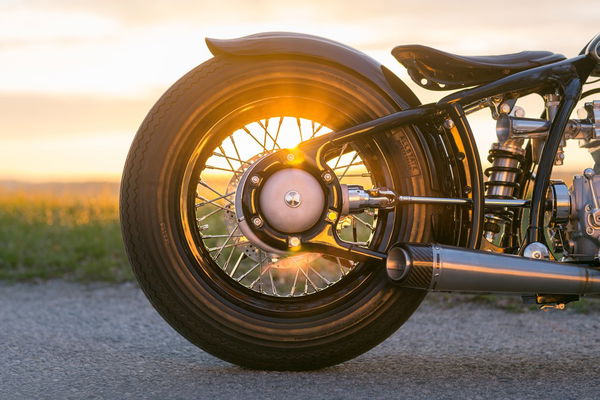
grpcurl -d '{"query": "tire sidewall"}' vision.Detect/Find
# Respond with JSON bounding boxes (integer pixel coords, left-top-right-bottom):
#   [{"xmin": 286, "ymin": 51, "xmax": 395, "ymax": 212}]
[{"xmin": 121, "ymin": 56, "xmax": 432, "ymax": 369}]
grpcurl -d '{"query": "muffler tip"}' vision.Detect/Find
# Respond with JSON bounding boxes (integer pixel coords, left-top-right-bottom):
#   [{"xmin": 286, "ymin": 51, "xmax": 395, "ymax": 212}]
[{"xmin": 386, "ymin": 246, "xmax": 412, "ymax": 282}]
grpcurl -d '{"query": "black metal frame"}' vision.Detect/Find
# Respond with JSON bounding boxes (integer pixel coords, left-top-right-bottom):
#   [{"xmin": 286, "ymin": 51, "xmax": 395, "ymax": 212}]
[{"xmin": 295, "ymin": 52, "xmax": 597, "ymax": 254}]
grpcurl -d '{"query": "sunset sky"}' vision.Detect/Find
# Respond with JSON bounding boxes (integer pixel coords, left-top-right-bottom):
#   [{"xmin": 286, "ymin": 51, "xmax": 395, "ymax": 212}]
[{"xmin": 1, "ymin": 0, "xmax": 599, "ymax": 181}]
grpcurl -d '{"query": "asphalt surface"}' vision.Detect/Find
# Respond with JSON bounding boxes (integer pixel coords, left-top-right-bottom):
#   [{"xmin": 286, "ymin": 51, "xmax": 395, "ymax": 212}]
[{"xmin": 3, "ymin": 282, "xmax": 600, "ymax": 400}]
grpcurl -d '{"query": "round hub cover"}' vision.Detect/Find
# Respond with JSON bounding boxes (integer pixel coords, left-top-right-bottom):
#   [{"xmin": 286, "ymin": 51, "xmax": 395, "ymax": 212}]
[{"xmin": 259, "ymin": 168, "xmax": 325, "ymax": 233}]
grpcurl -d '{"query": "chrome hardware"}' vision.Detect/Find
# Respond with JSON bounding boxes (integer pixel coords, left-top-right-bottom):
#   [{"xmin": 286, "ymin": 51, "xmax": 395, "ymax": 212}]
[
  {"xmin": 252, "ymin": 217, "xmax": 263, "ymax": 227},
  {"xmin": 565, "ymin": 170, "xmax": 600, "ymax": 261},
  {"xmin": 396, "ymin": 195, "xmax": 530, "ymax": 208},
  {"xmin": 284, "ymin": 190, "xmax": 302, "ymax": 208},
  {"xmin": 443, "ymin": 118, "xmax": 455, "ymax": 129},
  {"xmin": 485, "ymin": 142, "xmax": 525, "ymax": 199},
  {"xmin": 340, "ymin": 185, "xmax": 395, "ymax": 214},
  {"xmin": 549, "ymin": 181, "xmax": 571, "ymax": 224},
  {"xmin": 584, "ymin": 168, "xmax": 600, "ymax": 224},
  {"xmin": 288, "ymin": 236, "xmax": 301, "ymax": 247},
  {"xmin": 483, "ymin": 137, "xmax": 526, "ymax": 241},
  {"xmin": 523, "ymin": 241, "xmax": 550, "ymax": 259},
  {"xmin": 496, "ymin": 116, "xmax": 595, "ymax": 141}
]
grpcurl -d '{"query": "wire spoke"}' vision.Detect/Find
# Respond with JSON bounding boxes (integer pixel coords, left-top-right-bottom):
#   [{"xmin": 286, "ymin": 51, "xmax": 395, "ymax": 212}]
[
  {"xmin": 337, "ymin": 151, "xmax": 360, "ymax": 181},
  {"xmin": 257, "ymin": 119, "xmax": 281, "ymax": 150},
  {"xmin": 332, "ymin": 161, "xmax": 364, "ymax": 170},
  {"xmin": 272, "ymin": 117, "xmax": 284, "ymax": 151},
  {"xmin": 310, "ymin": 121, "xmax": 324, "ymax": 138},
  {"xmin": 196, "ymin": 207, "xmax": 223, "ymax": 222},
  {"xmin": 229, "ymin": 252, "xmax": 245, "ymax": 277},
  {"xmin": 295, "ymin": 261, "xmax": 319, "ymax": 293},
  {"xmin": 331, "ymin": 143, "xmax": 349, "ymax": 170},
  {"xmin": 249, "ymin": 264, "xmax": 270, "ymax": 289},
  {"xmin": 350, "ymin": 214, "xmax": 374, "ymax": 231},
  {"xmin": 223, "ymin": 246, "xmax": 236, "ymax": 272},
  {"xmin": 229, "ymin": 135, "xmax": 243, "ymax": 164},
  {"xmin": 203, "ymin": 165, "xmax": 237, "ymax": 173},
  {"xmin": 197, "ymin": 182, "xmax": 235, "ymax": 205},
  {"xmin": 296, "ymin": 117, "xmax": 303, "ymax": 142},
  {"xmin": 207, "ymin": 241, "xmax": 247, "ymax": 252},
  {"xmin": 194, "ymin": 116, "xmax": 371, "ymax": 298},
  {"xmin": 290, "ymin": 268, "xmax": 300, "ymax": 297},
  {"xmin": 195, "ymin": 193, "xmax": 235, "ymax": 210},
  {"xmin": 201, "ymin": 234, "xmax": 244, "ymax": 239},
  {"xmin": 211, "ymin": 151, "xmax": 248, "ymax": 167},
  {"xmin": 236, "ymin": 261, "xmax": 261, "ymax": 282},
  {"xmin": 269, "ymin": 269, "xmax": 278, "ymax": 296},
  {"xmin": 336, "ymin": 257, "xmax": 347, "ymax": 276},
  {"xmin": 212, "ymin": 225, "xmax": 239, "ymax": 259},
  {"xmin": 218, "ymin": 145, "xmax": 235, "ymax": 172},
  {"xmin": 309, "ymin": 266, "xmax": 332, "ymax": 286},
  {"xmin": 242, "ymin": 126, "xmax": 268, "ymax": 152}
]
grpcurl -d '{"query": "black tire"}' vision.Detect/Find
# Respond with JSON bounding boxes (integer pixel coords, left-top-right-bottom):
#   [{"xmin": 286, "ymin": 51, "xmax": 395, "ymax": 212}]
[{"xmin": 120, "ymin": 56, "xmax": 434, "ymax": 370}]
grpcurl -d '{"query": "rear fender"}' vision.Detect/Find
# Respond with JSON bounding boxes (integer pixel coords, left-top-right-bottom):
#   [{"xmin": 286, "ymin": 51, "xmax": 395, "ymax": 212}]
[
  {"xmin": 206, "ymin": 32, "xmax": 473, "ymax": 246},
  {"xmin": 205, "ymin": 32, "xmax": 421, "ymax": 108}
]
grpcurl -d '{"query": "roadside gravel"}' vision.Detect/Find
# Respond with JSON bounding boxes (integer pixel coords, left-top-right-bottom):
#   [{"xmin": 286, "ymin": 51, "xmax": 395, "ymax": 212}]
[{"xmin": 2, "ymin": 281, "xmax": 600, "ymax": 400}]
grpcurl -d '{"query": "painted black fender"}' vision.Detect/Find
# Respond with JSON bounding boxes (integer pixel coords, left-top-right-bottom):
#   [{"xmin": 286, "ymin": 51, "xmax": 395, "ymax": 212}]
[{"xmin": 205, "ymin": 32, "xmax": 421, "ymax": 109}]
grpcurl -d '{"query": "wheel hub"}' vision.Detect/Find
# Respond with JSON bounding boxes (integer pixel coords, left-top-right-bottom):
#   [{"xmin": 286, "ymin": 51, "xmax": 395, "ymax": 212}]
[{"xmin": 259, "ymin": 168, "xmax": 325, "ymax": 233}]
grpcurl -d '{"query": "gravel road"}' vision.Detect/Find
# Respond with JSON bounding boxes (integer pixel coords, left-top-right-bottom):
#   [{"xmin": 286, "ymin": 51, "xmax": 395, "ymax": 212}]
[{"xmin": 3, "ymin": 281, "xmax": 600, "ymax": 400}]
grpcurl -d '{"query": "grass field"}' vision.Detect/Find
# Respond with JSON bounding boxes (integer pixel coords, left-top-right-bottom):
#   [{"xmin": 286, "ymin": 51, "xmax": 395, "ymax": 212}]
[{"xmin": 0, "ymin": 182, "xmax": 132, "ymax": 282}]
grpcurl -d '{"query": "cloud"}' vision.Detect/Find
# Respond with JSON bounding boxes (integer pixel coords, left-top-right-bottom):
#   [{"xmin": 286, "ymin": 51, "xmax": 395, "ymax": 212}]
[
  {"xmin": 0, "ymin": 93, "xmax": 154, "ymax": 138},
  {"xmin": 0, "ymin": 0, "xmax": 598, "ymax": 180}
]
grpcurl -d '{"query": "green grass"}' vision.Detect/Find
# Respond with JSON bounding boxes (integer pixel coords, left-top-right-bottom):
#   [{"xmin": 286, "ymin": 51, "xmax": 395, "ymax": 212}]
[{"xmin": 0, "ymin": 187, "xmax": 132, "ymax": 282}]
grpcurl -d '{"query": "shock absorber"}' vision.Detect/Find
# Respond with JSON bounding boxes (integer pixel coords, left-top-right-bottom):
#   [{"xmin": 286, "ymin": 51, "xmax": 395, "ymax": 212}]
[{"xmin": 483, "ymin": 139, "xmax": 525, "ymax": 242}]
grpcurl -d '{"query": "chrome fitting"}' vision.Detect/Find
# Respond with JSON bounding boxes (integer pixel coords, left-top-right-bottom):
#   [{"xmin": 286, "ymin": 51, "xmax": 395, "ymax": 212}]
[{"xmin": 340, "ymin": 185, "xmax": 395, "ymax": 214}]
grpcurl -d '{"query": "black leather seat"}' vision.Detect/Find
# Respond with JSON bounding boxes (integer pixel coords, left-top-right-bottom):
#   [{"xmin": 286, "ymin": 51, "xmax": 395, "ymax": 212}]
[{"xmin": 392, "ymin": 45, "xmax": 565, "ymax": 90}]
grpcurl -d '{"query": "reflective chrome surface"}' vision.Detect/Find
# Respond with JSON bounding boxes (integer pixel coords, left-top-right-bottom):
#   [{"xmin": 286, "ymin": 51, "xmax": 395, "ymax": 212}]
[
  {"xmin": 389, "ymin": 244, "xmax": 600, "ymax": 295},
  {"xmin": 396, "ymin": 195, "xmax": 529, "ymax": 208},
  {"xmin": 496, "ymin": 115, "xmax": 595, "ymax": 141}
]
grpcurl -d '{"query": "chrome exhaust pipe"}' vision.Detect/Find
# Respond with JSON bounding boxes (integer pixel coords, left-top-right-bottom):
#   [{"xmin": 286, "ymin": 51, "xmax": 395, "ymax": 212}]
[{"xmin": 386, "ymin": 244, "xmax": 600, "ymax": 295}]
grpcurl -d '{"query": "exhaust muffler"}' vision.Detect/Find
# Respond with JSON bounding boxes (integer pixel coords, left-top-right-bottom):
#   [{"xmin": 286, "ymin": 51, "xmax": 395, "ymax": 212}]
[{"xmin": 386, "ymin": 244, "xmax": 600, "ymax": 295}]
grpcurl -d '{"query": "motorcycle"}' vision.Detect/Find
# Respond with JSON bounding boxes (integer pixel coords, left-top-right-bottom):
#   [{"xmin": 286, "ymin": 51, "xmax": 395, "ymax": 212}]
[{"xmin": 120, "ymin": 32, "xmax": 600, "ymax": 370}]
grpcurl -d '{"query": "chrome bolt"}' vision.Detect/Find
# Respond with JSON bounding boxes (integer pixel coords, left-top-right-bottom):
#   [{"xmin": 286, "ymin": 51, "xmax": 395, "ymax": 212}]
[
  {"xmin": 322, "ymin": 172, "xmax": 333, "ymax": 182},
  {"xmin": 499, "ymin": 103, "xmax": 511, "ymax": 114},
  {"xmin": 288, "ymin": 236, "xmax": 301, "ymax": 247},
  {"xmin": 252, "ymin": 217, "xmax": 263, "ymax": 227},
  {"xmin": 531, "ymin": 250, "xmax": 542, "ymax": 259},
  {"xmin": 587, "ymin": 227, "xmax": 594, "ymax": 235},
  {"xmin": 586, "ymin": 204, "xmax": 592, "ymax": 212},
  {"xmin": 443, "ymin": 119, "xmax": 455, "ymax": 129},
  {"xmin": 286, "ymin": 153, "xmax": 295, "ymax": 162},
  {"xmin": 250, "ymin": 175, "xmax": 260, "ymax": 185}
]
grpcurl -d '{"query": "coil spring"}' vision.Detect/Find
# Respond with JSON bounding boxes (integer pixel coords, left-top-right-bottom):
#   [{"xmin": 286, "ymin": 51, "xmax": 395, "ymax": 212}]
[
  {"xmin": 484, "ymin": 148, "xmax": 525, "ymax": 240},
  {"xmin": 484, "ymin": 148, "xmax": 525, "ymax": 200}
]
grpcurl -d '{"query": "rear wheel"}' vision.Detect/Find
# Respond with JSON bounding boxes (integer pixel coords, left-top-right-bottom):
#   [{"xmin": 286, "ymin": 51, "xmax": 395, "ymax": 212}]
[{"xmin": 120, "ymin": 56, "xmax": 434, "ymax": 370}]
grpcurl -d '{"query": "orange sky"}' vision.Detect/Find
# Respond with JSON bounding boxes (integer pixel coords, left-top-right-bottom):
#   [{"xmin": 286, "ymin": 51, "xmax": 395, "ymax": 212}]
[{"xmin": 1, "ymin": 0, "xmax": 598, "ymax": 181}]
